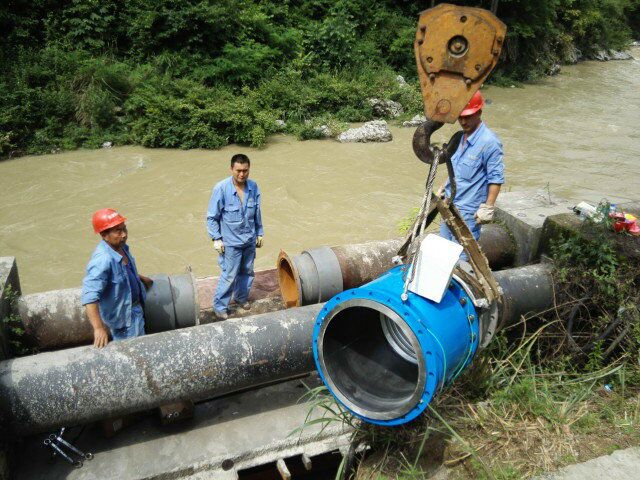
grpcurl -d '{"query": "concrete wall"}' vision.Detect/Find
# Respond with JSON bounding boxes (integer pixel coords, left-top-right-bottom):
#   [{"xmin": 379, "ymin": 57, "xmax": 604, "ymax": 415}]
[
  {"xmin": 0, "ymin": 257, "xmax": 20, "ymax": 480},
  {"xmin": 495, "ymin": 190, "xmax": 575, "ymax": 265},
  {"xmin": 0, "ymin": 257, "xmax": 21, "ymax": 361}
]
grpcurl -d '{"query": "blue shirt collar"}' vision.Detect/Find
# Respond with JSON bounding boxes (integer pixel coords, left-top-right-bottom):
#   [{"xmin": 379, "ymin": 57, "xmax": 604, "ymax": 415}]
[
  {"xmin": 228, "ymin": 176, "xmax": 253, "ymax": 196},
  {"xmin": 465, "ymin": 122, "xmax": 485, "ymax": 146},
  {"xmin": 99, "ymin": 239, "xmax": 130, "ymax": 262}
]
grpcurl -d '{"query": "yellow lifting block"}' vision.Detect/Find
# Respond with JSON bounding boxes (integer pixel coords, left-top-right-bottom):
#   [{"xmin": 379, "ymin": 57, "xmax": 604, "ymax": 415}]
[{"xmin": 415, "ymin": 3, "xmax": 507, "ymax": 123}]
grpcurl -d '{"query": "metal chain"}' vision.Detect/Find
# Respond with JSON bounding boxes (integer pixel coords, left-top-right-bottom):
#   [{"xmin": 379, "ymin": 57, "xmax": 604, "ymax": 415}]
[{"xmin": 401, "ymin": 158, "xmax": 440, "ymax": 301}]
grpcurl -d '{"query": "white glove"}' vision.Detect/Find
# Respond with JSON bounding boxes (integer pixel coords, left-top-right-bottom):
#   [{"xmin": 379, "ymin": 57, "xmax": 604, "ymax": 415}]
[
  {"xmin": 475, "ymin": 203, "xmax": 495, "ymax": 224},
  {"xmin": 213, "ymin": 239, "xmax": 224, "ymax": 254},
  {"xmin": 256, "ymin": 236, "xmax": 263, "ymax": 248}
]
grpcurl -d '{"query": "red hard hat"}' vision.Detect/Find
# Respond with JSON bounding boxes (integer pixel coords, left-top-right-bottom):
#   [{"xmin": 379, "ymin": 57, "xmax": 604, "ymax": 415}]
[
  {"xmin": 92, "ymin": 208, "xmax": 126, "ymax": 234},
  {"xmin": 460, "ymin": 91, "xmax": 485, "ymax": 117}
]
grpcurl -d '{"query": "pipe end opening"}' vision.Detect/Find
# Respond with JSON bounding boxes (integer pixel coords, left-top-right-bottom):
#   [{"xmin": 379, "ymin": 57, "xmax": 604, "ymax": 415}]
[
  {"xmin": 317, "ymin": 300, "xmax": 426, "ymax": 421},
  {"xmin": 277, "ymin": 251, "xmax": 301, "ymax": 308}
]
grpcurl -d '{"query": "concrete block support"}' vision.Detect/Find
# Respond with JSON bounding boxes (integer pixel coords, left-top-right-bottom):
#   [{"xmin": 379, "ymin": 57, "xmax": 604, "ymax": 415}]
[
  {"xmin": 495, "ymin": 191, "xmax": 575, "ymax": 265},
  {"xmin": 0, "ymin": 257, "xmax": 20, "ymax": 480},
  {"xmin": 13, "ymin": 377, "xmax": 351, "ymax": 480},
  {"xmin": 0, "ymin": 257, "xmax": 21, "ymax": 361}
]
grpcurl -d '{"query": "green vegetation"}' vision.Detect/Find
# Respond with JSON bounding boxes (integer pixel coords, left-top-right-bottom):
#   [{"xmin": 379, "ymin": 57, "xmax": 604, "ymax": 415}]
[
  {"xmin": 1, "ymin": 0, "xmax": 639, "ymax": 157},
  {"xmin": 300, "ymin": 204, "xmax": 640, "ymax": 479},
  {"xmin": 1, "ymin": 285, "xmax": 36, "ymax": 356}
]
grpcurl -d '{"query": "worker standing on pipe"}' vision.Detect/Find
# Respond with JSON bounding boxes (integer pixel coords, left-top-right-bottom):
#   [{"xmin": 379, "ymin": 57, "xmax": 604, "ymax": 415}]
[
  {"xmin": 207, "ymin": 154, "xmax": 264, "ymax": 319},
  {"xmin": 439, "ymin": 91, "xmax": 505, "ymax": 252},
  {"xmin": 81, "ymin": 209, "xmax": 154, "ymax": 348}
]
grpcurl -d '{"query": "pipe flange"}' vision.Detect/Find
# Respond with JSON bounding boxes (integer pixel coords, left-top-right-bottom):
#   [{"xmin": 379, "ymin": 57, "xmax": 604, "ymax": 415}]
[
  {"xmin": 315, "ymin": 295, "xmax": 429, "ymax": 423},
  {"xmin": 302, "ymin": 247, "xmax": 343, "ymax": 303},
  {"xmin": 313, "ymin": 267, "xmax": 479, "ymax": 426},
  {"xmin": 453, "ymin": 262, "xmax": 500, "ymax": 349}
]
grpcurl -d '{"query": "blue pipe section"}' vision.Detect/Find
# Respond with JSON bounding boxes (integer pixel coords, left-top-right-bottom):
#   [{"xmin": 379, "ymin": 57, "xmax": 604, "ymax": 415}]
[{"xmin": 312, "ymin": 266, "xmax": 479, "ymax": 426}]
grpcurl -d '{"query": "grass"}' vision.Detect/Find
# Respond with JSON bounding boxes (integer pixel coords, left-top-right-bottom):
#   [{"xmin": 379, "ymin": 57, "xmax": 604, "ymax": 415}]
[{"xmin": 316, "ymin": 325, "xmax": 640, "ymax": 479}]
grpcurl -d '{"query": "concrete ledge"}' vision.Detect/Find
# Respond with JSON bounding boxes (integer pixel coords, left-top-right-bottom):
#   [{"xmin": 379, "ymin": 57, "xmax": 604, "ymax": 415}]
[
  {"xmin": 0, "ymin": 257, "xmax": 21, "ymax": 361},
  {"xmin": 14, "ymin": 376, "xmax": 351, "ymax": 480},
  {"xmin": 495, "ymin": 191, "xmax": 575, "ymax": 265},
  {"xmin": 535, "ymin": 447, "xmax": 640, "ymax": 480},
  {"xmin": 0, "ymin": 257, "xmax": 19, "ymax": 480}
]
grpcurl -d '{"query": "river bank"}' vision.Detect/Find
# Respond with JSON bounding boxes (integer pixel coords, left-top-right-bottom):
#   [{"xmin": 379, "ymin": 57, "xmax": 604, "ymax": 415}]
[{"xmin": 1, "ymin": 46, "xmax": 637, "ymax": 162}]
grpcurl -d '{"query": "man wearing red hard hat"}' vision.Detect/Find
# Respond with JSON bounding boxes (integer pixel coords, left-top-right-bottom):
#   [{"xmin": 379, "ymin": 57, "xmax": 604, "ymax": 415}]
[
  {"xmin": 81, "ymin": 209, "xmax": 153, "ymax": 348},
  {"xmin": 439, "ymin": 90, "xmax": 505, "ymax": 254}
]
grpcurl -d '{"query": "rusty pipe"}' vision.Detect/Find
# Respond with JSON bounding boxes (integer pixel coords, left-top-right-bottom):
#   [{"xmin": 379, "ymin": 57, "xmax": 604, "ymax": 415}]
[
  {"xmin": 277, "ymin": 240, "xmax": 403, "ymax": 308},
  {"xmin": 18, "ymin": 272, "xmax": 199, "ymax": 350},
  {"xmin": 278, "ymin": 227, "xmax": 514, "ymax": 308},
  {"xmin": 479, "ymin": 223, "xmax": 515, "ymax": 270},
  {"xmin": 0, "ymin": 304, "xmax": 323, "ymax": 436}
]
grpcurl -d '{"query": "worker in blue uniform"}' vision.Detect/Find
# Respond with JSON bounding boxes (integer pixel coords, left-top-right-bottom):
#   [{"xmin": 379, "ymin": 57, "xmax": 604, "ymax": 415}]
[
  {"xmin": 207, "ymin": 154, "xmax": 264, "ymax": 319},
  {"xmin": 82, "ymin": 209, "xmax": 153, "ymax": 348},
  {"xmin": 439, "ymin": 91, "xmax": 505, "ymax": 255}
]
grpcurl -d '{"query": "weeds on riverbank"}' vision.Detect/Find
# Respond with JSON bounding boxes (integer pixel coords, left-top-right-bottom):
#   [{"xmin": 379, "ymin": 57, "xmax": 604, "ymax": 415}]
[
  {"xmin": 301, "ymin": 207, "xmax": 640, "ymax": 479},
  {"xmin": 0, "ymin": 285, "xmax": 36, "ymax": 357}
]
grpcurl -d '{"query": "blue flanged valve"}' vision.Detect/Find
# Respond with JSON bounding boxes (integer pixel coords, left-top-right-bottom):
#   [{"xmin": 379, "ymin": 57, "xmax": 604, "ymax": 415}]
[{"xmin": 312, "ymin": 265, "xmax": 480, "ymax": 426}]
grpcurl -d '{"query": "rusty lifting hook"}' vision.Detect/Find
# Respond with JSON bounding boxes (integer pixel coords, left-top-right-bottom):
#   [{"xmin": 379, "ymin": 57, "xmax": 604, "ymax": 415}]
[{"xmin": 412, "ymin": 120, "xmax": 463, "ymax": 203}]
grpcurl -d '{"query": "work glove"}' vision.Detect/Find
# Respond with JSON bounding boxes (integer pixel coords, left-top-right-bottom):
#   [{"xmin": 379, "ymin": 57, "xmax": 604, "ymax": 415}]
[
  {"xmin": 213, "ymin": 239, "xmax": 225, "ymax": 254},
  {"xmin": 474, "ymin": 203, "xmax": 495, "ymax": 224},
  {"xmin": 256, "ymin": 236, "xmax": 264, "ymax": 248}
]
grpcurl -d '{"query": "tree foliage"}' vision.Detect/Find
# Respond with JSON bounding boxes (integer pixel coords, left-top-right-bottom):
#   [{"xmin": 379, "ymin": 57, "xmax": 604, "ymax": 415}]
[{"xmin": 1, "ymin": 0, "xmax": 638, "ymax": 157}]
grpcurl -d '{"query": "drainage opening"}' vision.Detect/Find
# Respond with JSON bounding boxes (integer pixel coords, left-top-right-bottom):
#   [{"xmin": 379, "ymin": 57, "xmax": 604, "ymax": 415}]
[
  {"xmin": 237, "ymin": 451, "xmax": 343, "ymax": 479},
  {"xmin": 317, "ymin": 300, "xmax": 425, "ymax": 421}
]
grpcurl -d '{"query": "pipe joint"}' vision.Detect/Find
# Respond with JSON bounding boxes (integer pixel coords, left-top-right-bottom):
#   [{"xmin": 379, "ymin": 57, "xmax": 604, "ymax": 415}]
[{"xmin": 277, "ymin": 247, "xmax": 343, "ymax": 307}]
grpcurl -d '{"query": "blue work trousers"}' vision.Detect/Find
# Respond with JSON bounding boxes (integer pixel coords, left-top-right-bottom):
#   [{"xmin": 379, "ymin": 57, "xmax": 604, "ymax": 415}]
[
  {"xmin": 439, "ymin": 210, "xmax": 482, "ymax": 261},
  {"xmin": 110, "ymin": 304, "xmax": 145, "ymax": 340},
  {"xmin": 214, "ymin": 244, "xmax": 256, "ymax": 313}
]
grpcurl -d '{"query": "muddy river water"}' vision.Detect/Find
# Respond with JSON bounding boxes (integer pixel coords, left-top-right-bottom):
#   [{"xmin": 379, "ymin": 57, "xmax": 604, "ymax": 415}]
[{"xmin": 1, "ymin": 51, "xmax": 639, "ymax": 293}]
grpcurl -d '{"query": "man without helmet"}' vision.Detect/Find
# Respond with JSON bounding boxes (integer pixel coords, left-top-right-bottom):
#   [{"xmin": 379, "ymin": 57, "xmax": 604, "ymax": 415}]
[{"xmin": 207, "ymin": 154, "xmax": 264, "ymax": 319}]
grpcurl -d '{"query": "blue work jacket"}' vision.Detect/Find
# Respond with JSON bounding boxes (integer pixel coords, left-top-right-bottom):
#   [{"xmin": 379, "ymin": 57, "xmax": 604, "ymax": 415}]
[
  {"xmin": 81, "ymin": 241, "xmax": 146, "ymax": 330},
  {"xmin": 445, "ymin": 122, "xmax": 505, "ymax": 214},
  {"xmin": 206, "ymin": 177, "xmax": 264, "ymax": 247}
]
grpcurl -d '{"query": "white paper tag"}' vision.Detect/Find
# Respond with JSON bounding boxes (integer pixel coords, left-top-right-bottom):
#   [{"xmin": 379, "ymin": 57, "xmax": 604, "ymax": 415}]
[{"xmin": 408, "ymin": 234, "xmax": 463, "ymax": 303}]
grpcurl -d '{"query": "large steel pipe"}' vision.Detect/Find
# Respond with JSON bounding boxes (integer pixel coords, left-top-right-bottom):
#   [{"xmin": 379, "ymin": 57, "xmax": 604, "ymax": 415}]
[
  {"xmin": 277, "ymin": 239, "xmax": 402, "ymax": 308},
  {"xmin": 18, "ymin": 272, "xmax": 199, "ymax": 350},
  {"xmin": 277, "ymin": 226, "xmax": 514, "ymax": 308},
  {"xmin": 0, "ymin": 304, "xmax": 323, "ymax": 436},
  {"xmin": 312, "ymin": 263, "xmax": 553, "ymax": 425},
  {"xmin": 479, "ymin": 223, "xmax": 516, "ymax": 270},
  {"xmin": 493, "ymin": 262, "xmax": 554, "ymax": 328}
]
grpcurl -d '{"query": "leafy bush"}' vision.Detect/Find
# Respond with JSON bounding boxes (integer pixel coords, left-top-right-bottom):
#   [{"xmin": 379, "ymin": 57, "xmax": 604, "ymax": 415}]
[
  {"xmin": 125, "ymin": 77, "xmax": 280, "ymax": 149},
  {"xmin": 1, "ymin": 0, "xmax": 639, "ymax": 157}
]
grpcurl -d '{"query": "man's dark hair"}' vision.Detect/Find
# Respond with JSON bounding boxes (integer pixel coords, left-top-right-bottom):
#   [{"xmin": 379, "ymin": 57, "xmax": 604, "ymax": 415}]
[{"xmin": 231, "ymin": 153, "xmax": 250, "ymax": 167}]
